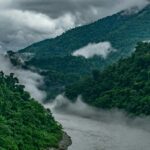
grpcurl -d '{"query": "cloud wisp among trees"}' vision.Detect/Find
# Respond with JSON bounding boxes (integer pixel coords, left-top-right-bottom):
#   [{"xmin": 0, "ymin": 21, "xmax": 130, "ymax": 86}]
[{"xmin": 72, "ymin": 42, "xmax": 116, "ymax": 59}]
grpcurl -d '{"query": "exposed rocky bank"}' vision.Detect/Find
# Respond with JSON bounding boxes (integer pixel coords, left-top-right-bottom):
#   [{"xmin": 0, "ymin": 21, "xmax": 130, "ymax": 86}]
[{"xmin": 49, "ymin": 132, "xmax": 72, "ymax": 150}]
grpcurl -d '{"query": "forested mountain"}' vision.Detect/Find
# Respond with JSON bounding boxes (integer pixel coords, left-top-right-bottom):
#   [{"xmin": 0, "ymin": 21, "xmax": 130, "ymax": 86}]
[
  {"xmin": 16, "ymin": 5, "xmax": 150, "ymax": 99},
  {"xmin": 20, "ymin": 5, "xmax": 150, "ymax": 68},
  {"xmin": 20, "ymin": 5, "xmax": 150, "ymax": 56},
  {"xmin": 0, "ymin": 72, "xmax": 62, "ymax": 149},
  {"xmin": 65, "ymin": 42, "xmax": 150, "ymax": 116}
]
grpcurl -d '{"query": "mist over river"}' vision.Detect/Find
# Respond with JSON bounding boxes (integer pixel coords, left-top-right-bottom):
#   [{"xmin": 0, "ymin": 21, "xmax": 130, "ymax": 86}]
[{"xmin": 44, "ymin": 95, "xmax": 150, "ymax": 150}]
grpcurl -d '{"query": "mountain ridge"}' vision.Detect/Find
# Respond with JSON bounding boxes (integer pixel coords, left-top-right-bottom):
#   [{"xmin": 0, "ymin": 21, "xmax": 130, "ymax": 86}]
[
  {"xmin": 19, "ymin": 4, "xmax": 150, "ymax": 58},
  {"xmin": 15, "ymin": 4, "xmax": 150, "ymax": 99}
]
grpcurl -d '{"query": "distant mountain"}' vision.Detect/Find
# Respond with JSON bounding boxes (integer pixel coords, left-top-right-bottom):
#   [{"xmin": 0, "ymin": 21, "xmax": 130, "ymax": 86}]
[
  {"xmin": 17, "ymin": 5, "xmax": 150, "ymax": 99},
  {"xmin": 20, "ymin": 5, "xmax": 150, "ymax": 60},
  {"xmin": 65, "ymin": 42, "xmax": 150, "ymax": 116}
]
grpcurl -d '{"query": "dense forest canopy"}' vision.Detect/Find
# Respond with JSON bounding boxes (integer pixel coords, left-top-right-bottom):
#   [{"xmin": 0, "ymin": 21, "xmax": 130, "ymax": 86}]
[
  {"xmin": 65, "ymin": 42, "xmax": 150, "ymax": 116},
  {"xmin": 0, "ymin": 72, "xmax": 62, "ymax": 150}
]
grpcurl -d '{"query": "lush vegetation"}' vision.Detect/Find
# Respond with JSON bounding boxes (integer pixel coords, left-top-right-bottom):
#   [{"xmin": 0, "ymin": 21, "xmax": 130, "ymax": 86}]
[
  {"xmin": 20, "ymin": 5, "xmax": 150, "ymax": 58},
  {"xmin": 65, "ymin": 42, "xmax": 150, "ymax": 116},
  {"xmin": 40, "ymin": 70, "xmax": 80, "ymax": 100},
  {"xmin": 4, "ymin": 4, "xmax": 150, "ymax": 150},
  {"xmin": 20, "ymin": 5, "xmax": 150, "ymax": 69},
  {"xmin": 0, "ymin": 72, "xmax": 62, "ymax": 150},
  {"xmin": 17, "ymin": 5, "xmax": 150, "ymax": 99}
]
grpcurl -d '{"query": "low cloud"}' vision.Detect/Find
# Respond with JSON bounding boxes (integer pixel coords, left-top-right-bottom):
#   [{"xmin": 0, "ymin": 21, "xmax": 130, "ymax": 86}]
[
  {"xmin": 0, "ymin": 53, "xmax": 46, "ymax": 101},
  {"xmin": 72, "ymin": 42, "xmax": 116, "ymax": 59},
  {"xmin": 44, "ymin": 94, "xmax": 150, "ymax": 150}
]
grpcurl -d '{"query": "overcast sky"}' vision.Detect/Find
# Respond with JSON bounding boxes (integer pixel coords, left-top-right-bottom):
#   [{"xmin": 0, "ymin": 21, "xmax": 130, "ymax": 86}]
[{"xmin": 0, "ymin": 0, "xmax": 149, "ymax": 51}]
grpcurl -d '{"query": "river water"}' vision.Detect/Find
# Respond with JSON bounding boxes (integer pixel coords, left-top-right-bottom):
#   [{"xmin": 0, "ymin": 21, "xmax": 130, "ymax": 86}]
[{"xmin": 44, "ymin": 95, "xmax": 150, "ymax": 150}]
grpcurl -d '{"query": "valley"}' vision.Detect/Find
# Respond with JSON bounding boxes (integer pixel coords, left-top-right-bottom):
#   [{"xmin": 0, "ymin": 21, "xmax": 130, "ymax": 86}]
[
  {"xmin": 1, "ymin": 2, "xmax": 150, "ymax": 150},
  {"xmin": 45, "ymin": 95, "xmax": 150, "ymax": 150}
]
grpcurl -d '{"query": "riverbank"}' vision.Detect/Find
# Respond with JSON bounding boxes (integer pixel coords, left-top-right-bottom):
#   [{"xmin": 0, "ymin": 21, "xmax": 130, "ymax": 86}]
[
  {"xmin": 53, "ymin": 108, "xmax": 150, "ymax": 150},
  {"xmin": 49, "ymin": 132, "xmax": 72, "ymax": 150}
]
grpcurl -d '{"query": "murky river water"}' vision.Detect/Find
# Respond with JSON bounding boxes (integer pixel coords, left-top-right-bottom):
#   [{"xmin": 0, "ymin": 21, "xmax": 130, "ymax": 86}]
[{"xmin": 45, "ymin": 95, "xmax": 150, "ymax": 150}]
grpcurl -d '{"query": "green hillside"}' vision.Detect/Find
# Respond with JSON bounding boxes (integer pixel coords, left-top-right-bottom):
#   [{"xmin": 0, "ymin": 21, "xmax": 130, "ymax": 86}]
[
  {"xmin": 20, "ymin": 5, "xmax": 150, "ymax": 55},
  {"xmin": 0, "ymin": 72, "xmax": 62, "ymax": 149},
  {"xmin": 17, "ymin": 5, "xmax": 150, "ymax": 99},
  {"xmin": 20, "ymin": 5, "xmax": 150, "ymax": 64},
  {"xmin": 65, "ymin": 42, "xmax": 150, "ymax": 116}
]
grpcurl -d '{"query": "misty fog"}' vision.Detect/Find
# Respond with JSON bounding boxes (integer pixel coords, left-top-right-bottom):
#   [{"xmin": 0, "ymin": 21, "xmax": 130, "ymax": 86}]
[
  {"xmin": 0, "ymin": 51, "xmax": 150, "ymax": 150},
  {"xmin": 0, "ymin": 53, "xmax": 46, "ymax": 101},
  {"xmin": 45, "ymin": 95, "xmax": 150, "ymax": 150},
  {"xmin": 0, "ymin": 52, "xmax": 150, "ymax": 150}
]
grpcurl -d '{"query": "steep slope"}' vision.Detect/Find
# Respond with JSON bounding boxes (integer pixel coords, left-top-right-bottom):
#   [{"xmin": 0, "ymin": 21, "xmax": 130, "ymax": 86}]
[
  {"xmin": 19, "ymin": 10, "xmax": 133, "ymax": 58},
  {"xmin": 17, "ymin": 5, "xmax": 150, "ymax": 99},
  {"xmin": 0, "ymin": 72, "xmax": 63, "ymax": 149},
  {"xmin": 20, "ymin": 5, "xmax": 150, "ymax": 61},
  {"xmin": 65, "ymin": 42, "xmax": 150, "ymax": 116}
]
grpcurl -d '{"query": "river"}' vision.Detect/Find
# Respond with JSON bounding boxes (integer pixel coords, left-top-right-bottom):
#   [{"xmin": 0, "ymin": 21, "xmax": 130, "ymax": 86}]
[{"xmin": 44, "ymin": 95, "xmax": 150, "ymax": 150}]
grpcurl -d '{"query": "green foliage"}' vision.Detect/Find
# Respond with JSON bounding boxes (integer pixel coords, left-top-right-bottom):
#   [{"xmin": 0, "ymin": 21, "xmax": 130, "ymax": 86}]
[
  {"xmin": 18, "ymin": 5, "xmax": 150, "ymax": 99},
  {"xmin": 65, "ymin": 42, "xmax": 150, "ymax": 116},
  {"xmin": 20, "ymin": 5, "xmax": 150, "ymax": 70},
  {"xmin": 40, "ymin": 70, "xmax": 80, "ymax": 100},
  {"xmin": 0, "ymin": 72, "xmax": 62, "ymax": 149}
]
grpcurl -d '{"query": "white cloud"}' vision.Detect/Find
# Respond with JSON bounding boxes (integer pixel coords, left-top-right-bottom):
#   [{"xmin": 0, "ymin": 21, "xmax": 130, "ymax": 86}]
[
  {"xmin": 2, "ymin": 10, "xmax": 75, "ymax": 34},
  {"xmin": 0, "ymin": 0, "xmax": 149, "ymax": 50},
  {"xmin": 0, "ymin": 9, "xmax": 76, "ymax": 50},
  {"xmin": 0, "ymin": 54, "xmax": 46, "ymax": 101},
  {"xmin": 72, "ymin": 42, "xmax": 116, "ymax": 59}
]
